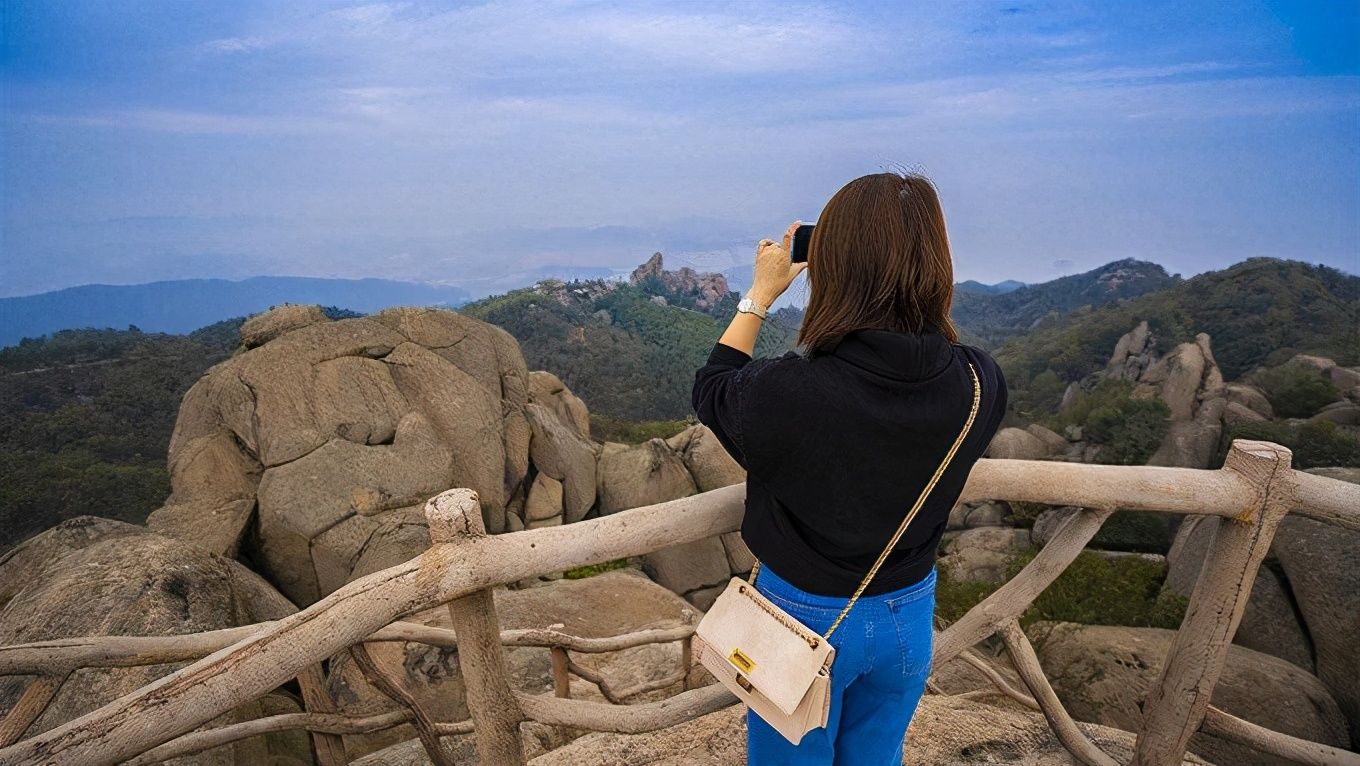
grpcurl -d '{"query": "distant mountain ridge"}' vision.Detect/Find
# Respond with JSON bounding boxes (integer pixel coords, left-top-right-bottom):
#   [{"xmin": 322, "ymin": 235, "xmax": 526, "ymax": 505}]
[
  {"xmin": 952, "ymin": 258, "xmax": 1178, "ymax": 347},
  {"xmin": 0, "ymin": 276, "xmax": 472, "ymax": 347},
  {"xmin": 957, "ymin": 279, "xmax": 1026, "ymax": 296},
  {"xmin": 4, "ymin": 254, "xmax": 1353, "ymax": 548}
]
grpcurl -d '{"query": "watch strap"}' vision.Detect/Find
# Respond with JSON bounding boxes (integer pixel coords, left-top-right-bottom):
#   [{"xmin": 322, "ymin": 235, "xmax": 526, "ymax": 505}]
[{"xmin": 740, "ymin": 294, "xmax": 769, "ymax": 318}]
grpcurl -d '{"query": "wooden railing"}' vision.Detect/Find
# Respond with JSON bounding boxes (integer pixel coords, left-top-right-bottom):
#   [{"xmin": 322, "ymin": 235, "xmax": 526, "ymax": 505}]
[{"xmin": 0, "ymin": 439, "xmax": 1357, "ymax": 765}]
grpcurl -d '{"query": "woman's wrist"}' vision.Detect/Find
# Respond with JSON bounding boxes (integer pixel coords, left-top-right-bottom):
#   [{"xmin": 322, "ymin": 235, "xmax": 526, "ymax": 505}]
[{"xmin": 746, "ymin": 289, "xmax": 779, "ymax": 308}]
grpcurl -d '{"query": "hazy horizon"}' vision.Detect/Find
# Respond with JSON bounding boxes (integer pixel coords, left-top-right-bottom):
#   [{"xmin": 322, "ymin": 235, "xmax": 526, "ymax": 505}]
[{"xmin": 4, "ymin": 1, "xmax": 1358, "ymax": 299}]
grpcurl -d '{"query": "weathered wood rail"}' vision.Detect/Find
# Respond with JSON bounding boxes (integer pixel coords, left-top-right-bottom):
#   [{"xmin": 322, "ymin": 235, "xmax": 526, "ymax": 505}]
[{"xmin": 1, "ymin": 439, "xmax": 1357, "ymax": 765}]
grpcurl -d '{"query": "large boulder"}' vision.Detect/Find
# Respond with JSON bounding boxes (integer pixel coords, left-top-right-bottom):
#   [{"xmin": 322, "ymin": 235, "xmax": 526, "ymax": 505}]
[
  {"xmin": 524, "ymin": 403, "xmax": 598, "ymax": 524},
  {"xmin": 527, "ymin": 370, "xmax": 591, "ymax": 440},
  {"xmin": 0, "ymin": 520, "xmax": 309, "ymax": 764},
  {"xmin": 1136, "ymin": 340, "xmax": 1207, "ymax": 421},
  {"xmin": 1308, "ymin": 400, "xmax": 1360, "ymax": 425},
  {"xmin": 666, "ymin": 424, "xmax": 745, "ymax": 492},
  {"xmin": 1221, "ymin": 400, "xmax": 1268, "ymax": 428},
  {"xmin": 145, "ymin": 305, "xmax": 590, "ymax": 606},
  {"xmin": 1025, "ymin": 424, "xmax": 1069, "ymax": 454},
  {"xmin": 239, "ymin": 303, "xmax": 330, "ymax": 349},
  {"xmin": 1271, "ymin": 474, "xmax": 1360, "ymax": 746},
  {"xmin": 938, "ymin": 527, "xmax": 1031, "ymax": 584},
  {"xmin": 1146, "ymin": 396, "xmax": 1225, "ymax": 469},
  {"xmin": 985, "ymin": 427, "xmax": 1053, "ymax": 460},
  {"xmin": 1133, "ymin": 333, "xmax": 1225, "ymax": 434},
  {"xmin": 1330, "ymin": 365, "xmax": 1360, "ymax": 390},
  {"xmin": 596, "ymin": 438, "xmax": 697, "ymax": 516},
  {"xmin": 1225, "ymin": 382, "xmax": 1273, "ymax": 419},
  {"xmin": 1164, "ymin": 514, "xmax": 1314, "ymax": 672},
  {"xmin": 1031, "ymin": 621, "xmax": 1350, "ymax": 766}
]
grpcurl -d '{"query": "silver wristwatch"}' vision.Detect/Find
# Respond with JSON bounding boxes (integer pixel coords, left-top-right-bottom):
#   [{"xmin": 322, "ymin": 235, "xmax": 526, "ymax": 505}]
[{"xmin": 736, "ymin": 294, "xmax": 769, "ymax": 319}]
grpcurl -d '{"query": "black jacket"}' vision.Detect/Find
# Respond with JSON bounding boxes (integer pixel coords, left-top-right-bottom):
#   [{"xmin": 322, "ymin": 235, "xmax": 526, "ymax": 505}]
[{"xmin": 691, "ymin": 324, "xmax": 1008, "ymax": 597}]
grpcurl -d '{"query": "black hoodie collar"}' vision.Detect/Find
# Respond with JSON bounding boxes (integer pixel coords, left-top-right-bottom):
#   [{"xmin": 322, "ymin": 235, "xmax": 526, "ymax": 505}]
[{"xmin": 812, "ymin": 323, "xmax": 955, "ymax": 382}]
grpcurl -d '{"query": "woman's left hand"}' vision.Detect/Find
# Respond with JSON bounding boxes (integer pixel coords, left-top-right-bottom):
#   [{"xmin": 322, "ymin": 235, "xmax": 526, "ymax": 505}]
[{"xmin": 750, "ymin": 220, "xmax": 809, "ymax": 306}]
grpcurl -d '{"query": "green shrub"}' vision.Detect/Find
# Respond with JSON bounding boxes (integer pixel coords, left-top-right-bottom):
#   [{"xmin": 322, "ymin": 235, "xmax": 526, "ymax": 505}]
[
  {"xmin": 1252, "ymin": 361, "xmax": 1341, "ymax": 418},
  {"xmin": 1098, "ymin": 398, "xmax": 1173, "ymax": 465},
  {"xmin": 1006, "ymin": 501, "xmax": 1047, "ymax": 529},
  {"xmin": 1047, "ymin": 379, "xmax": 1170, "ymax": 465},
  {"xmin": 1220, "ymin": 419, "xmax": 1360, "ymax": 468},
  {"xmin": 933, "ymin": 564, "xmax": 999, "ymax": 626},
  {"xmin": 933, "ymin": 543, "xmax": 1188, "ymax": 631},
  {"xmin": 563, "ymin": 558, "xmax": 632, "ymax": 579},
  {"xmin": 1005, "ymin": 545, "xmax": 1187, "ymax": 629},
  {"xmin": 1089, "ymin": 510, "xmax": 1175, "ymax": 553},
  {"xmin": 589, "ymin": 413, "xmax": 693, "ymax": 444}
]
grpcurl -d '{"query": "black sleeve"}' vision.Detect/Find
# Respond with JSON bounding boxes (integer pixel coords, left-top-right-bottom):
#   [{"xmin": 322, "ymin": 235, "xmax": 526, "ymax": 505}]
[
  {"xmin": 691, "ymin": 340, "xmax": 762, "ymax": 470},
  {"xmin": 991, "ymin": 360, "xmax": 1009, "ymax": 434},
  {"xmin": 962, "ymin": 344, "xmax": 1008, "ymax": 440}
]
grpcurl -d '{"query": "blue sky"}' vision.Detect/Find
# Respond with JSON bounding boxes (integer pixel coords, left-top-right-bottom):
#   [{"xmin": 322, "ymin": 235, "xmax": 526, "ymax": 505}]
[{"xmin": 2, "ymin": 1, "xmax": 1357, "ymax": 299}]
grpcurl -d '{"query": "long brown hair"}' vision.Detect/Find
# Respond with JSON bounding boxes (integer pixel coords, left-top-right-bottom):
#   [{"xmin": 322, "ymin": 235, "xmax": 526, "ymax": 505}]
[{"xmin": 796, "ymin": 171, "xmax": 960, "ymax": 354}]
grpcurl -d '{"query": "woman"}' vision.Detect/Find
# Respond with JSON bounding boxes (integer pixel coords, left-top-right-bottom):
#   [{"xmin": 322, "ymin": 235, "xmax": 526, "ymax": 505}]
[{"xmin": 691, "ymin": 171, "xmax": 1008, "ymax": 764}]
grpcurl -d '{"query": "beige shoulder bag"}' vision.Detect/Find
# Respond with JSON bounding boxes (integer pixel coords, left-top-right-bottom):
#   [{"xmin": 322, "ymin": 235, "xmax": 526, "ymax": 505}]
[{"xmin": 693, "ymin": 361, "xmax": 980, "ymax": 745}]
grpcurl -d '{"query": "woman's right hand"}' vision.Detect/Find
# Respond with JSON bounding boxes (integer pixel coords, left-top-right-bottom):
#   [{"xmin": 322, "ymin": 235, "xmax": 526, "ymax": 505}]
[{"xmin": 750, "ymin": 220, "xmax": 809, "ymax": 306}]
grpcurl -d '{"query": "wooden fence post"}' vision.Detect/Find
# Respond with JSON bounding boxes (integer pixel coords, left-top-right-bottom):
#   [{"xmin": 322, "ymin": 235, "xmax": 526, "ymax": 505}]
[
  {"xmin": 1130, "ymin": 440, "xmax": 1296, "ymax": 766},
  {"xmin": 426, "ymin": 489, "xmax": 526, "ymax": 765}
]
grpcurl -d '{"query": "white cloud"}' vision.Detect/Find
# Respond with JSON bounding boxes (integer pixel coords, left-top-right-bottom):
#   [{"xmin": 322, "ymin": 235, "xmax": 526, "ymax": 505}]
[
  {"xmin": 22, "ymin": 109, "xmax": 337, "ymax": 135},
  {"xmin": 201, "ymin": 36, "xmax": 269, "ymax": 53}
]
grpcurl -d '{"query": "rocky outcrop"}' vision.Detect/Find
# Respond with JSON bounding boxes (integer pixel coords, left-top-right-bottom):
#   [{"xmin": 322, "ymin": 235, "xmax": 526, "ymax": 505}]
[
  {"xmin": 1270, "ymin": 477, "xmax": 1360, "ymax": 746},
  {"xmin": 0, "ymin": 518, "xmax": 308, "ymax": 763},
  {"xmin": 1122, "ymin": 332, "xmax": 1227, "ymax": 469},
  {"xmin": 1105, "ymin": 319, "xmax": 1157, "ymax": 382},
  {"xmin": 140, "ymin": 301, "xmax": 766, "ymax": 611},
  {"xmin": 1031, "ymin": 621, "xmax": 1350, "ymax": 766},
  {"xmin": 523, "ymin": 402, "xmax": 598, "ymax": 526},
  {"xmin": 629, "ymin": 252, "xmax": 730, "ymax": 312}
]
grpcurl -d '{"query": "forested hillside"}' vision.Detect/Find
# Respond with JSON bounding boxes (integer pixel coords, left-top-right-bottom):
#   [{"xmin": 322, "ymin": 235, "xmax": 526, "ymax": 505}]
[
  {"xmin": 997, "ymin": 258, "xmax": 1359, "ymax": 418},
  {"xmin": 0, "ymin": 325, "xmax": 237, "ymax": 548},
  {"xmin": 457, "ymin": 279, "xmax": 803, "ymax": 421},
  {"xmin": 952, "ymin": 258, "xmax": 1179, "ymax": 347},
  {"xmin": 0, "ymin": 309, "xmax": 360, "ymax": 550}
]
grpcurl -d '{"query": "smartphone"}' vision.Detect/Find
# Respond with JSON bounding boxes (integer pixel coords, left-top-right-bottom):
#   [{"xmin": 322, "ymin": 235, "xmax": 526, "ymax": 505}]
[{"xmin": 791, "ymin": 223, "xmax": 815, "ymax": 264}]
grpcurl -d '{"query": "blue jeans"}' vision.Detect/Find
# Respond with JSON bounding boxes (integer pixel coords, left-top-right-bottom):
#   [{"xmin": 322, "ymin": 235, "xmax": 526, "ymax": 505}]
[{"xmin": 746, "ymin": 561, "xmax": 937, "ymax": 765}]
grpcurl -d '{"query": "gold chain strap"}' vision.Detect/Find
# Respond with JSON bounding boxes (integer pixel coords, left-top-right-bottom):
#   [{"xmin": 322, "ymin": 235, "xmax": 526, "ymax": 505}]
[
  {"xmin": 735, "ymin": 582, "xmax": 825, "ymax": 649},
  {"xmin": 747, "ymin": 361, "xmax": 981, "ymax": 643}
]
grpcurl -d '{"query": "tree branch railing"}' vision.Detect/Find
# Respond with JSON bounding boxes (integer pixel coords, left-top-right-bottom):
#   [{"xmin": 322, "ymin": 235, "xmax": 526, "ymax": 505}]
[{"xmin": 0, "ymin": 439, "xmax": 1357, "ymax": 765}]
